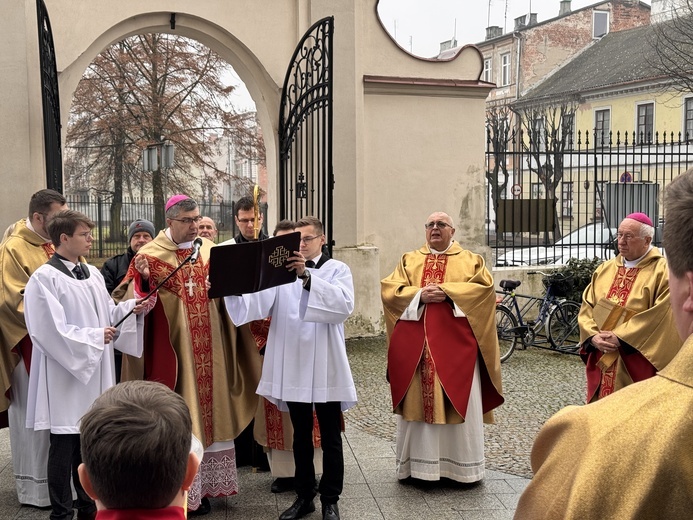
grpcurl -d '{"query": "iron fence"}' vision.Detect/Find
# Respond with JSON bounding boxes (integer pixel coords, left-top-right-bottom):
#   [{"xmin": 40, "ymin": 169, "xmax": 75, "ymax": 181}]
[
  {"xmin": 66, "ymin": 195, "xmax": 268, "ymax": 259},
  {"xmin": 487, "ymin": 130, "xmax": 692, "ymax": 267}
]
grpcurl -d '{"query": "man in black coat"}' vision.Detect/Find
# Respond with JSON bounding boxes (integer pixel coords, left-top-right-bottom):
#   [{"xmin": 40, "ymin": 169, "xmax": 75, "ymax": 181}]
[{"xmin": 101, "ymin": 219, "xmax": 155, "ymax": 294}]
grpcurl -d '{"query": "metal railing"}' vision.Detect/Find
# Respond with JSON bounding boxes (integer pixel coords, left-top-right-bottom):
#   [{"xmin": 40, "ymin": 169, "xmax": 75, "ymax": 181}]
[
  {"xmin": 65, "ymin": 195, "xmax": 268, "ymax": 259},
  {"xmin": 487, "ymin": 129, "xmax": 691, "ymax": 266}
]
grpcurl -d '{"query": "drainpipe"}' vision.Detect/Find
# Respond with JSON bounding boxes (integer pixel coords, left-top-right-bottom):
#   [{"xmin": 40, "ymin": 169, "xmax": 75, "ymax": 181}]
[{"xmin": 513, "ymin": 31, "xmax": 522, "ymax": 100}]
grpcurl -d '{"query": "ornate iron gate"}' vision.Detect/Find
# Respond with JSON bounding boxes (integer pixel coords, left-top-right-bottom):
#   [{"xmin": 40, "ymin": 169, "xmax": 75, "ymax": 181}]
[
  {"xmin": 36, "ymin": 0, "xmax": 63, "ymax": 192},
  {"xmin": 278, "ymin": 16, "xmax": 334, "ymax": 254}
]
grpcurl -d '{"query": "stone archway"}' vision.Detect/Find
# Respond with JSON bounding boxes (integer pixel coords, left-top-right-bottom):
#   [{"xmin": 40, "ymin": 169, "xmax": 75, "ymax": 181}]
[{"xmin": 56, "ymin": 12, "xmax": 283, "ymax": 217}]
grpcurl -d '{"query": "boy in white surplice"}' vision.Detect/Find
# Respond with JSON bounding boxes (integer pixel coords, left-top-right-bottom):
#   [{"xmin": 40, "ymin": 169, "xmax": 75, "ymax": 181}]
[{"xmin": 23, "ymin": 210, "xmax": 150, "ymax": 520}]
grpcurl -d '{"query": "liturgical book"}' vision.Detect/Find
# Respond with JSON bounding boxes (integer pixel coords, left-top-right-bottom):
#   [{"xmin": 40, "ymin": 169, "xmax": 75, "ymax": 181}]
[{"xmin": 208, "ymin": 231, "xmax": 300, "ymax": 297}]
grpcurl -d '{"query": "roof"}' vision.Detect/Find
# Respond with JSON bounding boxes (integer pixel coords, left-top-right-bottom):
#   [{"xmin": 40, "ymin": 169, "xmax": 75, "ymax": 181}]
[
  {"xmin": 476, "ymin": 0, "xmax": 650, "ymax": 46},
  {"xmin": 517, "ymin": 23, "xmax": 663, "ymax": 105}
]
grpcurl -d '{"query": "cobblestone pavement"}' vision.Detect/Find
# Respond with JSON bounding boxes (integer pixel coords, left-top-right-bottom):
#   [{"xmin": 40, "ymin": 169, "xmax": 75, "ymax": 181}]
[{"xmin": 345, "ymin": 335, "xmax": 586, "ymax": 479}]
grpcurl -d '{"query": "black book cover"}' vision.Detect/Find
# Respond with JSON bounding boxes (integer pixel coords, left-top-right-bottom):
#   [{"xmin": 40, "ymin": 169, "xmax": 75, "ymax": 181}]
[{"xmin": 207, "ymin": 231, "xmax": 300, "ymax": 297}]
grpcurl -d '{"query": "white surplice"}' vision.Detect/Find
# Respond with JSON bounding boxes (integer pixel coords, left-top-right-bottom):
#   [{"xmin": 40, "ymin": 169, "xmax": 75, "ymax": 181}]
[
  {"xmin": 24, "ymin": 264, "xmax": 144, "ymax": 433},
  {"xmin": 225, "ymin": 258, "xmax": 357, "ymax": 412}
]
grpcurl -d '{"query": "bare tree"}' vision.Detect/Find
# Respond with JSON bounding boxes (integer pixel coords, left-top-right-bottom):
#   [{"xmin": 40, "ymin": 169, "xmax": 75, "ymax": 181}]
[
  {"xmin": 512, "ymin": 99, "xmax": 578, "ymax": 242},
  {"xmin": 485, "ymin": 104, "xmax": 516, "ymax": 239},
  {"xmin": 647, "ymin": 2, "xmax": 693, "ymax": 101},
  {"xmin": 66, "ymin": 34, "xmax": 265, "ymax": 232}
]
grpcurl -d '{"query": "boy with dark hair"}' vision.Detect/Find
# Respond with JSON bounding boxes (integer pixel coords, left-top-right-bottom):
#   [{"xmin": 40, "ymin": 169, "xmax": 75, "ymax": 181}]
[
  {"xmin": 78, "ymin": 380, "xmax": 200, "ymax": 519},
  {"xmin": 24, "ymin": 209, "xmax": 148, "ymax": 520}
]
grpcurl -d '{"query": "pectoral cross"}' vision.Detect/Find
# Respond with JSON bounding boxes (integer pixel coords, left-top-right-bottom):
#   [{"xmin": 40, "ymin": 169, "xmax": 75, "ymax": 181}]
[{"xmin": 185, "ymin": 277, "xmax": 195, "ymax": 297}]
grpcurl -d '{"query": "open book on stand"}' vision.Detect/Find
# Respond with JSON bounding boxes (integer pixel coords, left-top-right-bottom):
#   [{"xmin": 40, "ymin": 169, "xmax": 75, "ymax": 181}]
[{"xmin": 207, "ymin": 231, "xmax": 300, "ymax": 297}]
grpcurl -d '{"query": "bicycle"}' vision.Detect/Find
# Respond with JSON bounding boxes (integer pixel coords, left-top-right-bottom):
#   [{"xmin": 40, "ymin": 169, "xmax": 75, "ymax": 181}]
[{"xmin": 496, "ymin": 271, "xmax": 581, "ymax": 363}]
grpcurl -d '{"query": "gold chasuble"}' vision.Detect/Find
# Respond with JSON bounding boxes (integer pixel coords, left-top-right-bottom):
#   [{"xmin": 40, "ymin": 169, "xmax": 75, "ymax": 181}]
[
  {"xmin": 115, "ymin": 231, "xmax": 260, "ymax": 448},
  {"xmin": 0, "ymin": 219, "xmax": 55, "ymax": 412},
  {"xmin": 578, "ymin": 248, "xmax": 681, "ymax": 402},
  {"xmin": 515, "ymin": 335, "xmax": 693, "ymax": 520},
  {"xmin": 381, "ymin": 242, "xmax": 503, "ymax": 424}
]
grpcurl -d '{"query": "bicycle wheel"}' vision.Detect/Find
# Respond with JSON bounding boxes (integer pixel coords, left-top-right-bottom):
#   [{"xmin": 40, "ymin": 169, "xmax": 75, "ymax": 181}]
[
  {"xmin": 496, "ymin": 305, "xmax": 518, "ymax": 362},
  {"xmin": 547, "ymin": 300, "xmax": 581, "ymax": 350}
]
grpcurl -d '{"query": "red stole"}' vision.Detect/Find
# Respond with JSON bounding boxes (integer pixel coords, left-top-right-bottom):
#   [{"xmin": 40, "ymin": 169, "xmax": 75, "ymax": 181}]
[{"xmin": 388, "ymin": 253, "xmax": 481, "ymax": 421}]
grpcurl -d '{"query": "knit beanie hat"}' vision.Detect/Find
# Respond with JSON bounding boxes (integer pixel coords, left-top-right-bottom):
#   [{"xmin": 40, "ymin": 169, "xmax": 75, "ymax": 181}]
[{"xmin": 128, "ymin": 219, "xmax": 155, "ymax": 242}]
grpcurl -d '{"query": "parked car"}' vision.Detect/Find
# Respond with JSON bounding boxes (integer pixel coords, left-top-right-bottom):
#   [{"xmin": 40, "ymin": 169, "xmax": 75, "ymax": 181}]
[{"xmin": 495, "ymin": 222, "xmax": 618, "ymax": 267}]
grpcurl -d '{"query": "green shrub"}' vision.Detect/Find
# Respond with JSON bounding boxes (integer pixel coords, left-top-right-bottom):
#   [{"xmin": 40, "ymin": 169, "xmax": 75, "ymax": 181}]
[{"xmin": 556, "ymin": 257, "xmax": 603, "ymax": 303}]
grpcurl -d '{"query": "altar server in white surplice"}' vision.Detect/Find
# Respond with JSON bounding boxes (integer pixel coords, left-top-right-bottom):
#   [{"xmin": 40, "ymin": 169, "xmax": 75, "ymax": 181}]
[
  {"xmin": 23, "ymin": 210, "xmax": 149, "ymax": 520},
  {"xmin": 226, "ymin": 216, "xmax": 356, "ymax": 520}
]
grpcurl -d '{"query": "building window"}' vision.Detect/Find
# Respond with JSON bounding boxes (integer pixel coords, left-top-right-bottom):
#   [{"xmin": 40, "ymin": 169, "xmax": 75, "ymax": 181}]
[
  {"xmin": 637, "ymin": 103, "xmax": 654, "ymax": 144},
  {"xmin": 483, "ymin": 58, "xmax": 492, "ymax": 83},
  {"xmin": 531, "ymin": 182, "xmax": 545, "ymax": 199},
  {"xmin": 501, "ymin": 53, "xmax": 511, "ymax": 86},
  {"xmin": 593, "ymin": 11, "xmax": 609, "ymax": 39},
  {"xmin": 562, "ymin": 113, "xmax": 575, "ymax": 150},
  {"xmin": 595, "ymin": 109, "xmax": 611, "ymax": 147},
  {"xmin": 532, "ymin": 117, "xmax": 545, "ymax": 152},
  {"xmin": 562, "ymin": 182, "xmax": 574, "ymax": 218},
  {"xmin": 685, "ymin": 98, "xmax": 693, "ymax": 140}
]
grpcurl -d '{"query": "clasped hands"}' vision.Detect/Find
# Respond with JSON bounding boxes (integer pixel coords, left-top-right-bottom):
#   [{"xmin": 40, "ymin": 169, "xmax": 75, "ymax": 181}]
[
  {"xmin": 591, "ymin": 330, "xmax": 620, "ymax": 353},
  {"xmin": 421, "ymin": 283, "xmax": 446, "ymax": 304}
]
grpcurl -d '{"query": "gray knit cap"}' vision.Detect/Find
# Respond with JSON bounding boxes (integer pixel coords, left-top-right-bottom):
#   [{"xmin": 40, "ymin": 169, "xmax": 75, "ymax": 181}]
[{"xmin": 128, "ymin": 219, "xmax": 155, "ymax": 242}]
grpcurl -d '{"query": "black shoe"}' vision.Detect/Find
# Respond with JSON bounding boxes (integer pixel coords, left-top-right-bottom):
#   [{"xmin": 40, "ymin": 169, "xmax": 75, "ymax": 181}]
[
  {"xmin": 271, "ymin": 477, "xmax": 295, "ymax": 493},
  {"xmin": 279, "ymin": 497, "xmax": 315, "ymax": 520},
  {"xmin": 322, "ymin": 503, "xmax": 340, "ymax": 520},
  {"xmin": 188, "ymin": 497, "xmax": 211, "ymax": 516}
]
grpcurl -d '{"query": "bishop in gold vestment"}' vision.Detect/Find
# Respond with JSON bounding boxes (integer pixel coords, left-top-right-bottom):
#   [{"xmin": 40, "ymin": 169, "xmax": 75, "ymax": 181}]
[
  {"xmin": 516, "ymin": 169, "xmax": 693, "ymax": 520},
  {"xmin": 381, "ymin": 212, "xmax": 503, "ymax": 483},
  {"xmin": 578, "ymin": 213, "xmax": 681, "ymax": 402},
  {"xmin": 115, "ymin": 196, "xmax": 260, "ymax": 513}
]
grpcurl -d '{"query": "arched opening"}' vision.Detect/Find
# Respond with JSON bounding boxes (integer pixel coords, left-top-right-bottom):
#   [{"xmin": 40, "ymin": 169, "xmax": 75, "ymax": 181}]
[{"xmin": 58, "ymin": 14, "xmax": 280, "ymax": 256}]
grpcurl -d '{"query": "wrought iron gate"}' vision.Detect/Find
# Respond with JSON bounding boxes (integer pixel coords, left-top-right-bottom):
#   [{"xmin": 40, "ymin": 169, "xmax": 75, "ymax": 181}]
[
  {"xmin": 36, "ymin": 0, "xmax": 63, "ymax": 192},
  {"xmin": 278, "ymin": 16, "xmax": 334, "ymax": 254}
]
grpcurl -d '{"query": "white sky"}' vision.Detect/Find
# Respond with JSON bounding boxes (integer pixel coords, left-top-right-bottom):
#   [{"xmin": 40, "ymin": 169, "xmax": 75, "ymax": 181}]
[{"xmin": 377, "ymin": 0, "xmax": 652, "ymax": 58}]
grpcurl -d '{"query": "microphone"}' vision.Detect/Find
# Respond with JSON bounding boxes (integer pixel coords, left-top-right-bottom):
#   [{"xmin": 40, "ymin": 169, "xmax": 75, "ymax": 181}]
[{"xmin": 190, "ymin": 237, "xmax": 203, "ymax": 264}]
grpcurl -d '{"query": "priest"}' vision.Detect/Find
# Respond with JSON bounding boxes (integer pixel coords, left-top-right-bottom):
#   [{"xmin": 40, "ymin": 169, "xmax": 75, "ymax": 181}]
[
  {"xmin": 578, "ymin": 212, "xmax": 682, "ymax": 402},
  {"xmin": 114, "ymin": 194, "xmax": 261, "ymax": 515},
  {"xmin": 381, "ymin": 211, "xmax": 504, "ymax": 483},
  {"xmin": 0, "ymin": 188, "xmax": 67, "ymax": 507}
]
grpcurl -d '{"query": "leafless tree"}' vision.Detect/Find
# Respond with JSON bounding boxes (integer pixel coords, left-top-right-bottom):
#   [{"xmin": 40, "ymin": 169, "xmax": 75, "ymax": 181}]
[
  {"xmin": 647, "ymin": 2, "xmax": 693, "ymax": 101},
  {"xmin": 512, "ymin": 99, "xmax": 578, "ymax": 241},
  {"xmin": 66, "ymin": 34, "xmax": 265, "ymax": 232},
  {"xmin": 485, "ymin": 104, "xmax": 516, "ymax": 239}
]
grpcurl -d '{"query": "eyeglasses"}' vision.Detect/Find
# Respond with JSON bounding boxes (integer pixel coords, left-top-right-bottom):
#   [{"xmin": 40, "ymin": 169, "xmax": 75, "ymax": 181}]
[
  {"xmin": 616, "ymin": 232, "xmax": 641, "ymax": 241},
  {"xmin": 300, "ymin": 235, "xmax": 322, "ymax": 244},
  {"xmin": 425, "ymin": 221, "xmax": 452, "ymax": 230},
  {"xmin": 170, "ymin": 216, "xmax": 203, "ymax": 225},
  {"xmin": 237, "ymin": 218, "xmax": 258, "ymax": 224}
]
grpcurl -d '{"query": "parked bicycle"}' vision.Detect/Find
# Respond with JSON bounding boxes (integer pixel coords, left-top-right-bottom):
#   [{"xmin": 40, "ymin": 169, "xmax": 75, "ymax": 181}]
[{"xmin": 496, "ymin": 271, "xmax": 581, "ymax": 363}]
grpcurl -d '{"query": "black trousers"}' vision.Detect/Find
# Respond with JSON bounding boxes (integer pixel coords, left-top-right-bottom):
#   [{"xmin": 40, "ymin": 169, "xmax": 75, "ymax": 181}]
[
  {"xmin": 47, "ymin": 433, "xmax": 95, "ymax": 520},
  {"xmin": 287, "ymin": 401, "xmax": 343, "ymax": 505}
]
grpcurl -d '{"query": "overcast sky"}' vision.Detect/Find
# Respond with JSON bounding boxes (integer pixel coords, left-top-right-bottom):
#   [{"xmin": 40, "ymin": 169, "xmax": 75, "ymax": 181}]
[{"xmin": 378, "ymin": 0, "xmax": 652, "ymax": 57}]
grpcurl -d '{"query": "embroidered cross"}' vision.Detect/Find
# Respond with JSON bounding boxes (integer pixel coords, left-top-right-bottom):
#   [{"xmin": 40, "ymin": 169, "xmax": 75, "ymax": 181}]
[
  {"xmin": 185, "ymin": 277, "xmax": 195, "ymax": 297},
  {"xmin": 269, "ymin": 246, "xmax": 290, "ymax": 267}
]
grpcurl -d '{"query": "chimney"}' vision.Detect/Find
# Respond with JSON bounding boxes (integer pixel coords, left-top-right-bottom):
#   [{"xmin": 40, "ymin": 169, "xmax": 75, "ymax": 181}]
[
  {"xmin": 559, "ymin": 0, "xmax": 572, "ymax": 16},
  {"xmin": 514, "ymin": 15, "xmax": 527, "ymax": 30},
  {"xmin": 486, "ymin": 26, "xmax": 503, "ymax": 40}
]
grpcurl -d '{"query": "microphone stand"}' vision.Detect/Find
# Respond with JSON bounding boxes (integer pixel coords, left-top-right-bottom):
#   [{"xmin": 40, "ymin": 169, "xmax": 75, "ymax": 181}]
[{"xmin": 113, "ymin": 249, "xmax": 196, "ymax": 328}]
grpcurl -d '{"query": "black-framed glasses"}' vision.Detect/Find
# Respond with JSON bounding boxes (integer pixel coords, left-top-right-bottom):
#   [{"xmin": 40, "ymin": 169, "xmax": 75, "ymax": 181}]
[
  {"xmin": 425, "ymin": 221, "xmax": 451, "ymax": 230},
  {"xmin": 237, "ymin": 217, "xmax": 258, "ymax": 224},
  {"xmin": 170, "ymin": 216, "xmax": 203, "ymax": 225},
  {"xmin": 300, "ymin": 235, "xmax": 322, "ymax": 244}
]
